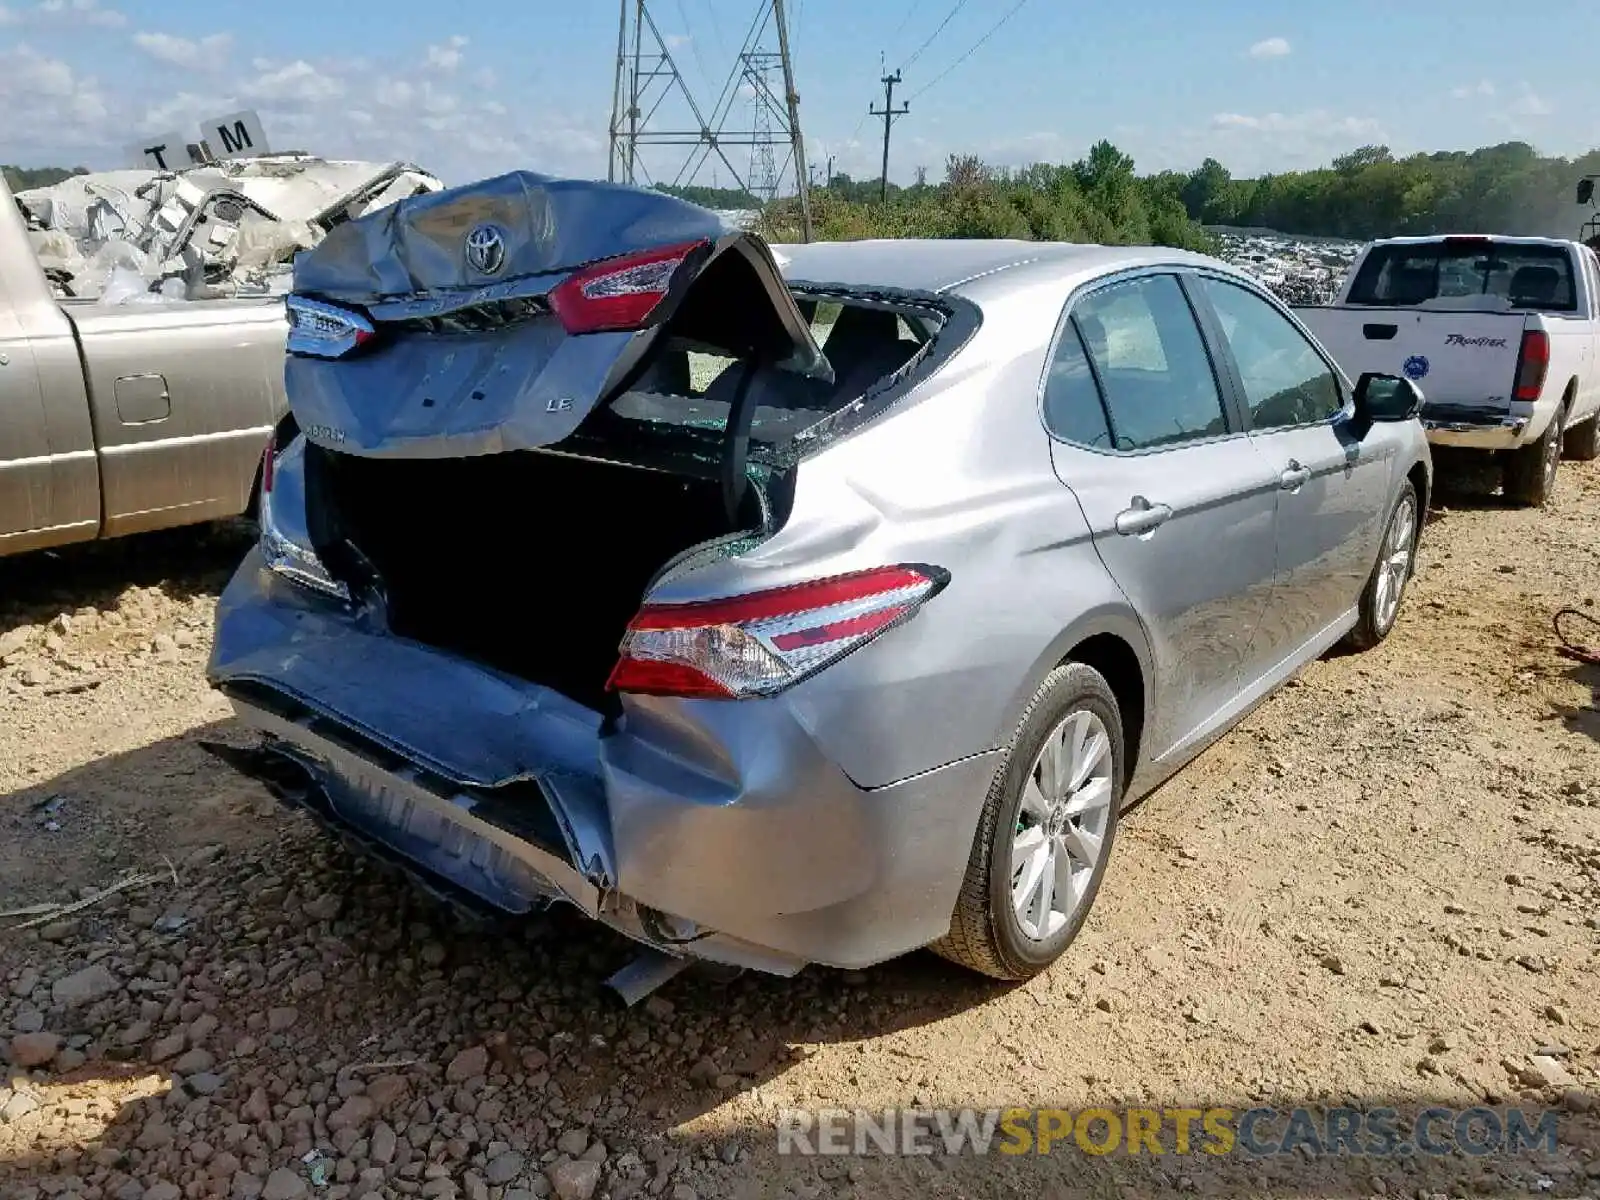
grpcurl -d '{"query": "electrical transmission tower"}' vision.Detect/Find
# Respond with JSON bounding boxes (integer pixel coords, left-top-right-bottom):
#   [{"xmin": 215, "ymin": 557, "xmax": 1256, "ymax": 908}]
[
  {"xmin": 607, "ymin": 0, "xmax": 813, "ymax": 239},
  {"xmin": 744, "ymin": 57, "xmax": 780, "ymax": 203}
]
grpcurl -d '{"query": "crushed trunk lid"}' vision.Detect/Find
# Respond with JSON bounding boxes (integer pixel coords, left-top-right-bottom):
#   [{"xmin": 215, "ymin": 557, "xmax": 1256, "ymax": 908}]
[{"xmin": 284, "ymin": 170, "xmax": 831, "ymax": 458}]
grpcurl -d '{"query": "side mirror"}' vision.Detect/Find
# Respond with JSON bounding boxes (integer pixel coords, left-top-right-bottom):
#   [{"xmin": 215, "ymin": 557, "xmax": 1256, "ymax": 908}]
[
  {"xmin": 1353, "ymin": 372, "xmax": 1423, "ymax": 424},
  {"xmin": 1580, "ymin": 178, "xmax": 1595, "ymax": 205}
]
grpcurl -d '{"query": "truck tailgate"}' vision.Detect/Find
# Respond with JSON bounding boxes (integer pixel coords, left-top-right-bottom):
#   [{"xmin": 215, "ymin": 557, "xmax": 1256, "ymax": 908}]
[{"xmin": 1296, "ymin": 306, "xmax": 1528, "ymax": 415}]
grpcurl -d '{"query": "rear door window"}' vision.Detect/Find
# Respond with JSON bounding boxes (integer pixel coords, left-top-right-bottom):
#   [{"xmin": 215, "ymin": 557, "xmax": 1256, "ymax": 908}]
[
  {"xmin": 1347, "ymin": 241, "xmax": 1577, "ymax": 312},
  {"xmin": 1042, "ymin": 323, "xmax": 1113, "ymax": 449},
  {"xmin": 1070, "ymin": 274, "xmax": 1230, "ymax": 451}
]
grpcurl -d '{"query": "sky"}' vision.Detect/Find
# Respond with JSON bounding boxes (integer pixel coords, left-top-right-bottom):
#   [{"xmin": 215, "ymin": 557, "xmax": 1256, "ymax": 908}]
[{"xmin": 2, "ymin": 0, "xmax": 1598, "ymax": 190}]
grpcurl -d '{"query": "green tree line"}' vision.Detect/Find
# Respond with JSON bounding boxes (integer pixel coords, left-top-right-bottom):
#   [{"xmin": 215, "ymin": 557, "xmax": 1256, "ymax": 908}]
[
  {"xmin": 766, "ymin": 138, "xmax": 1600, "ymax": 249},
  {"xmin": 763, "ymin": 141, "xmax": 1215, "ymax": 252},
  {"xmin": 1164, "ymin": 141, "xmax": 1599, "ymax": 241},
  {"xmin": 2, "ymin": 165, "xmax": 88, "ymax": 193}
]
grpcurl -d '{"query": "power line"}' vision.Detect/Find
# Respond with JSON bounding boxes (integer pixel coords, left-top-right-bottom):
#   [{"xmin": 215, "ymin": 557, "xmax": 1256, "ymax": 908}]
[
  {"xmin": 888, "ymin": 0, "xmax": 920, "ymax": 42},
  {"xmin": 899, "ymin": 0, "xmax": 969, "ymax": 72},
  {"xmin": 671, "ymin": 0, "xmax": 717, "ymax": 97},
  {"xmin": 907, "ymin": 0, "xmax": 1031, "ymax": 102}
]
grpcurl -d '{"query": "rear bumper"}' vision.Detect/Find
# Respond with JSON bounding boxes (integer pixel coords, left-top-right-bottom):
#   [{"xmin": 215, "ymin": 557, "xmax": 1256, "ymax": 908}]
[
  {"xmin": 1422, "ymin": 407, "xmax": 1530, "ymax": 451},
  {"xmin": 208, "ymin": 550, "xmax": 999, "ymax": 973}
]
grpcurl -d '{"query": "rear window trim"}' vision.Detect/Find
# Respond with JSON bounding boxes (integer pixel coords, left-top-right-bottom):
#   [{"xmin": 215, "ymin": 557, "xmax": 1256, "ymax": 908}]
[
  {"xmin": 777, "ymin": 281, "xmax": 982, "ymax": 461},
  {"xmin": 570, "ymin": 282, "xmax": 981, "ymax": 476}
]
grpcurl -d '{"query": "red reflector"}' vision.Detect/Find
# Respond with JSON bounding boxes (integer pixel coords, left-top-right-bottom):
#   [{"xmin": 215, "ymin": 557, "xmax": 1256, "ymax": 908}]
[
  {"xmin": 260, "ymin": 436, "xmax": 276, "ymax": 495},
  {"xmin": 1442, "ymin": 236, "xmax": 1493, "ymax": 250},
  {"xmin": 549, "ymin": 240, "xmax": 708, "ymax": 334},
  {"xmin": 605, "ymin": 657, "xmax": 734, "ymax": 699}
]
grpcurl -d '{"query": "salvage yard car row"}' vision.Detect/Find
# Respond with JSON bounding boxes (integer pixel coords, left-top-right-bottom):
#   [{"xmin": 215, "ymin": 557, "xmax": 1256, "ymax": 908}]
[{"xmin": 199, "ymin": 171, "xmax": 1435, "ymax": 1000}]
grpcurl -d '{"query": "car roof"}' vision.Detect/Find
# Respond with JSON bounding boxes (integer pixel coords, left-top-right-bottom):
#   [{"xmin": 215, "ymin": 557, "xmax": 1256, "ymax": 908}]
[
  {"xmin": 768, "ymin": 238, "xmax": 1231, "ymax": 297},
  {"xmin": 1368, "ymin": 234, "xmax": 1575, "ymax": 249}
]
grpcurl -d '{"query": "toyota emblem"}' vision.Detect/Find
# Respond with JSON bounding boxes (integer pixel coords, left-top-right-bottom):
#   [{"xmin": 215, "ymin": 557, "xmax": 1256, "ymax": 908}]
[{"xmin": 464, "ymin": 224, "xmax": 508, "ymax": 276}]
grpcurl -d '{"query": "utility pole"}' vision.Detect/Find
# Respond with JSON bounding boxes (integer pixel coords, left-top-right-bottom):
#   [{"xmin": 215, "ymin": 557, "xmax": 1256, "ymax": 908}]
[{"xmin": 869, "ymin": 69, "xmax": 908, "ymax": 205}]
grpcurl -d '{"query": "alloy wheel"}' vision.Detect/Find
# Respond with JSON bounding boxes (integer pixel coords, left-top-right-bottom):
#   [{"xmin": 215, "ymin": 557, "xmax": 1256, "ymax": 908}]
[
  {"xmin": 1009, "ymin": 709, "xmax": 1115, "ymax": 941},
  {"xmin": 1373, "ymin": 493, "xmax": 1416, "ymax": 633}
]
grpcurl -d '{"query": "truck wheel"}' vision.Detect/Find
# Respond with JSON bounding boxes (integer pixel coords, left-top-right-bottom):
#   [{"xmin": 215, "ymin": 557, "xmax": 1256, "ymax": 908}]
[
  {"xmin": 1505, "ymin": 407, "xmax": 1564, "ymax": 508},
  {"xmin": 931, "ymin": 663, "xmax": 1123, "ymax": 981},
  {"xmin": 1563, "ymin": 412, "xmax": 1600, "ymax": 462},
  {"xmin": 1344, "ymin": 481, "xmax": 1418, "ymax": 651}
]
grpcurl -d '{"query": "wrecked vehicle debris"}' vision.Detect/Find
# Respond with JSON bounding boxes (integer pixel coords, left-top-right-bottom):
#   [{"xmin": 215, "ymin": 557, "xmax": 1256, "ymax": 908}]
[
  {"xmin": 207, "ymin": 171, "xmax": 1430, "ymax": 1001},
  {"xmin": 16, "ymin": 155, "xmax": 443, "ymax": 303}
]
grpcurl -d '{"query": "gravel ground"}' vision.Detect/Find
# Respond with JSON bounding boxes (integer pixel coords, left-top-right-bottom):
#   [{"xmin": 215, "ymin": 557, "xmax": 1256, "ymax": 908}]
[{"xmin": 1, "ymin": 458, "xmax": 1599, "ymax": 1199}]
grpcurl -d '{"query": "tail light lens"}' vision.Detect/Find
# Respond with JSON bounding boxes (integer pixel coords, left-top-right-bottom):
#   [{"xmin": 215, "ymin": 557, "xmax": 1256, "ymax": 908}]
[
  {"xmin": 257, "ymin": 434, "xmax": 349, "ymax": 603},
  {"xmin": 260, "ymin": 434, "xmax": 275, "ymax": 497},
  {"xmin": 286, "ymin": 295, "xmax": 377, "ymax": 359},
  {"xmin": 1514, "ymin": 329, "xmax": 1550, "ymax": 401},
  {"xmin": 608, "ymin": 564, "xmax": 948, "ymax": 699},
  {"xmin": 549, "ymin": 240, "xmax": 708, "ymax": 334}
]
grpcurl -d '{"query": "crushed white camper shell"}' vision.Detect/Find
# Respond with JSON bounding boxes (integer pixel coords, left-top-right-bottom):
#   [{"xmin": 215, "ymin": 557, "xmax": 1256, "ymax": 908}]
[{"xmin": 15, "ymin": 155, "xmax": 444, "ymax": 304}]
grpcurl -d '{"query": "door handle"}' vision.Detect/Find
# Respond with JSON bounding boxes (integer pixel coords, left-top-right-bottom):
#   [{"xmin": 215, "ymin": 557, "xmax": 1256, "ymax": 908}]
[
  {"xmin": 1114, "ymin": 496, "xmax": 1172, "ymax": 536},
  {"xmin": 1280, "ymin": 461, "xmax": 1312, "ymax": 490}
]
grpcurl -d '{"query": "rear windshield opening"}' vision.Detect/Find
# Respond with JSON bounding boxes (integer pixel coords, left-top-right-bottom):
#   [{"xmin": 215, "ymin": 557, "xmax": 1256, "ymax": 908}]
[
  {"xmin": 1347, "ymin": 242, "xmax": 1577, "ymax": 312},
  {"xmin": 597, "ymin": 292, "xmax": 939, "ymax": 458}
]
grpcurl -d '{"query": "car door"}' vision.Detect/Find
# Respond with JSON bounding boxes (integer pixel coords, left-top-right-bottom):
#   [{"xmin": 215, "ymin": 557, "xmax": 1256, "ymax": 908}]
[
  {"xmin": 0, "ymin": 301, "xmax": 56, "ymax": 550},
  {"xmin": 1190, "ymin": 272, "xmax": 1389, "ymax": 671},
  {"xmin": 1043, "ymin": 270, "xmax": 1279, "ymax": 765},
  {"xmin": 64, "ymin": 298, "xmax": 287, "ymax": 537}
]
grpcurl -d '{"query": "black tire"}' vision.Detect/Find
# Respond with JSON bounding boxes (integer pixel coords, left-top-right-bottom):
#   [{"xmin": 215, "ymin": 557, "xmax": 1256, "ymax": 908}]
[
  {"xmin": 1505, "ymin": 406, "xmax": 1564, "ymax": 507},
  {"xmin": 1344, "ymin": 481, "xmax": 1419, "ymax": 651},
  {"xmin": 931, "ymin": 663, "xmax": 1124, "ymax": 981},
  {"xmin": 1563, "ymin": 412, "xmax": 1599, "ymax": 462}
]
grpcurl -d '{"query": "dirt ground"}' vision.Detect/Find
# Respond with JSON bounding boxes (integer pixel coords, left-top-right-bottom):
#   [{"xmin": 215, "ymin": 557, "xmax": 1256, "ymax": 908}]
[{"xmin": 0, "ymin": 460, "xmax": 1597, "ymax": 1200}]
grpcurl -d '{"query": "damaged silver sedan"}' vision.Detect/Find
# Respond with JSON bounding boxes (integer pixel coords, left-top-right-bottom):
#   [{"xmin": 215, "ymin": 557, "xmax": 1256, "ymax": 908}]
[{"xmin": 207, "ymin": 171, "xmax": 1431, "ymax": 999}]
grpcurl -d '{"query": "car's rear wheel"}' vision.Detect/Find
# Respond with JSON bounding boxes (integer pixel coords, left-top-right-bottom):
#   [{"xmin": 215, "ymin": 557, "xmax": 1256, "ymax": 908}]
[
  {"xmin": 1344, "ymin": 481, "xmax": 1419, "ymax": 651},
  {"xmin": 1563, "ymin": 412, "xmax": 1600, "ymax": 462},
  {"xmin": 932, "ymin": 663, "xmax": 1123, "ymax": 981},
  {"xmin": 1505, "ymin": 406, "xmax": 1564, "ymax": 507}
]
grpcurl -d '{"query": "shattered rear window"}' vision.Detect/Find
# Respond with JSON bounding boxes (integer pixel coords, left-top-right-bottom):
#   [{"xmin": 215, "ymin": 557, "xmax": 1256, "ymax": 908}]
[{"xmin": 604, "ymin": 294, "xmax": 934, "ymax": 453}]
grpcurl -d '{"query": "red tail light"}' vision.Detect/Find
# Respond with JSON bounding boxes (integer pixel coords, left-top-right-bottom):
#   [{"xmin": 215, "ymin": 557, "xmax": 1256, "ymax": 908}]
[
  {"xmin": 549, "ymin": 240, "xmax": 708, "ymax": 334},
  {"xmin": 260, "ymin": 435, "xmax": 276, "ymax": 496},
  {"xmin": 607, "ymin": 564, "xmax": 949, "ymax": 699},
  {"xmin": 1514, "ymin": 329, "xmax": 1549, "ymax": 401}
]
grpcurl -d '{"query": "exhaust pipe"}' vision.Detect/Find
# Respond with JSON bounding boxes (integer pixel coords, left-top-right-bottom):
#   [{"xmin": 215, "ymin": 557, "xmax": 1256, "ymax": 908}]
[{"xmin": 604, "ymin": 948, "xmax": 691, "ymax": 1007}]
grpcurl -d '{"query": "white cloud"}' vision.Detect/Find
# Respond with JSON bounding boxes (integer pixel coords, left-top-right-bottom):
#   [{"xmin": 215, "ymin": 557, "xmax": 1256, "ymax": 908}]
[
  {"xmin": 1508, "ymin": 85, "xmax": 1552, "ymax": 117},
  {"xmin": 1450, "ymin": 80, "xmax": 1496, "ymax": 100},
  {"xmin": 1151, "ymin": 108, "xmax": 1391, "ymax": 175},
  {"xmin": 33, "ymin": 0, "xmax": 125, "ymax": 27},
  {"xmin": 0, "ymin": 43, "xmax": 107, "ymax": 153},
  {"xmin": 1247, "ymin": 37, "xmax": 1291, "ymax": 59},
  {"xmin": 1, "ymin": 33, "xmax": 609, "ymax": 185},
  {"xmin": 242, "ymin": 59, "xmax": 345, "ymax": 104},
  {"xmin": 664, "ymin": 33, "xmax": 691, "ymax": 49},
  {"xmin": 0, "ymin": 5, "xmax": 16, "ymax": 25},
  {"xmin": 425, "ymin": 35, "xmax": 467, "ymax": 72},
  {"xmin": 132, "ymin": 32, "xmax": 233, "ymax": 69}
]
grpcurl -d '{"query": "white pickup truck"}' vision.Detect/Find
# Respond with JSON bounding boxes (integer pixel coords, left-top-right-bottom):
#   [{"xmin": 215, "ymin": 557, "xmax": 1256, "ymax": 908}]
[{"xmin": 1295, "ymin": 234, "xmax": 1600, "ymax": 506}]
